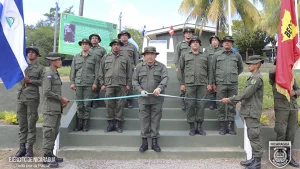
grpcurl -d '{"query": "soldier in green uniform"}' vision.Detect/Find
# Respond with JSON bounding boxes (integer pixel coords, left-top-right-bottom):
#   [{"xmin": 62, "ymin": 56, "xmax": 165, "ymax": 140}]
[
  {"xmin": 15, "ymin": 47, "xmax": 44, "ymax": 158},
  {"xmin": 269, "ymin": 59, "xmax": 300, "ymax": 168},
  {"xmin": 178, "ymin": 36, "xmax": 210, "ymax": 136},
  {"xmin": 99, "ymin": 39, "xmax": 132, "ymax": 133},
  {"xmin": 42, "ymin": 52, "xmax": 69, "ymax": 168},
  {"xmin": 70, "ymin": 38, "xmax": 99, "ymax": 132},
  {"xmin": 118, "ymin": 30, "xmax": 139, "ymax": 108},
  {"xmin": 204, "ymin": 35, "xmax": 222, "ymax": 110},
  {"xmin": 210, "ymin": 35, "xmax": 243, "ymax": 135},
  {"xmin": 132, "ymin": 46, "xmax": 169, "ymax": 152},
  {"xmin": 174, "ymin": 28, "xmax": 194, "ymax": 111},
  {"xmin": 221, "ymin": 55, "xmax": 264, "ymax": 169},
  {"xmin": 89, "ymin": 33, "xmax": 107, "ymax": 109}
]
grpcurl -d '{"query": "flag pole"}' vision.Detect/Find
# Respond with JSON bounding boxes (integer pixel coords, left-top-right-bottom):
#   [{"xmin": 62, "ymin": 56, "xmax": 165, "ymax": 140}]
[
  {"xmin": 53, "ymin": 0, "xmax": 59, "ymax": 52},
  {"xmin": 228, "ymin": 0, "xmax": 232, "ymax": 36}
]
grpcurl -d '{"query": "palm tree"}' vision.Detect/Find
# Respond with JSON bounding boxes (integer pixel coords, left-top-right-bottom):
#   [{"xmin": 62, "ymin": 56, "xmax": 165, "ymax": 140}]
[{"xmin": 178, "ymin": 0, "xmax": 261, "ymax": 35}]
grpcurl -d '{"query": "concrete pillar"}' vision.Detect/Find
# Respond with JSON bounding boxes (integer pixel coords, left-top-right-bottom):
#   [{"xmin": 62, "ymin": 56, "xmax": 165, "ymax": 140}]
[{"xmin": 168, "ymin": 37, "xmax": 174, "ymax": 52}]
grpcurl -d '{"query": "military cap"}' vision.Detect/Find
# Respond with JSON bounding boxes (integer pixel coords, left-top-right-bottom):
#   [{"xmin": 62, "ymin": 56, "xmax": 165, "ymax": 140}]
[
  {"xmin": 117, "ymin": 30, "xmax": 131, "ymax": 39},
  {"xmin": 46, "ymin": 52, "xmax": 62, "ymax": 60},
  {"xmin": 209, "ymin": 35, "xmax": 220, "ymax": 44},
  {"xmin": 188, "ymin": 36, "xmax": 201, "ymax": 46},
  {"xmin": 141, "ymin": 46, "xmax": 159, "ymax": 55},
  {"xmin": 109, "ymin": 39, "xmax": 124, "ymax": 47},
  {"xmin": 78, "ymin": 38, "xmax": 92, "ymax": 46},
  {"xmin": 182, "ymin": 28, "xmax": 194, "ymax": 34},
  {"xmin": 26, "ymin": 47, "xmax": 41, "ymax": 57},
  {"xmin": 221, "ymin": 35, "xmax": 235, "ymax": 43},
  {"xmin": 89, "ymin": 33, "xmax": 101, "ymax": 42},
  {"xmin": 245, "ymin": 55, "xmax": 264, "ymax": 64}
]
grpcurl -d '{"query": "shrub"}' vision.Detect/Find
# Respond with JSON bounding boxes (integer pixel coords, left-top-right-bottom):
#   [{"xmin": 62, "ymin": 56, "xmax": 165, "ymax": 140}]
[
  {"xmin": 4, "ymin": 112, "xmax": 18, "ymax": 125},
  {"xmin": 260, "ymin": 113, "xmax": 270, "ymax": 126}
]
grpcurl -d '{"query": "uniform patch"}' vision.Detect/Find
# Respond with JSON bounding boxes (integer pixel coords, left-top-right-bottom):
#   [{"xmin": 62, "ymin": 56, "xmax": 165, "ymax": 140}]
[
  {"xmin": 47, "ymin": 75, "xmax": 52, "ymax": 79},
  {"xmin": 251, "ymin": 79, "xmax": 256, "ymax": 84}
]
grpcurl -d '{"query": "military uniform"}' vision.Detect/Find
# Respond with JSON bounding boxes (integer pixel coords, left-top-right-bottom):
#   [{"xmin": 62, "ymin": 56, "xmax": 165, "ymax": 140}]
[
  {"xmin": 70, "ymin": 38, "xmax": 99, "ymax": 131},
  {"xmin": 132, "ymin": 46, "xmax": 168, "ymax": 152},
  {"xmin": 99, "ymin": 39, "xmax": 132, "ymax": 133},
  {"xmin": 178, "ymin": 36, "xmax": 209, "ymax": 136},
  {"xmin": 210, "ymin": 36, "xmax": 243, "ymax": 135}
]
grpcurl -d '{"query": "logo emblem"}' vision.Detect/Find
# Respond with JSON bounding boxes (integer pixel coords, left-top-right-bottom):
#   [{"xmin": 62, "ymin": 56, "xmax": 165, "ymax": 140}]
[
  {"xmin": 3, "ymin": 11, "xmax": 19, "ymax": 30},
  {"xmin": 269, "ymin": 141, "xmax": 291, "ymax": 168}
]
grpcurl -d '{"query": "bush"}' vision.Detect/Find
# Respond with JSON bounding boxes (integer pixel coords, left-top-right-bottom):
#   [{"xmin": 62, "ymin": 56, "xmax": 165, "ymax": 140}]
[
  {"xmin": 260, "ymin": 113, "xmax": 270, "ymax": 126},
  {"xmin": 4, "ymin": 112, "xmax": 18, "ymax": 125}
]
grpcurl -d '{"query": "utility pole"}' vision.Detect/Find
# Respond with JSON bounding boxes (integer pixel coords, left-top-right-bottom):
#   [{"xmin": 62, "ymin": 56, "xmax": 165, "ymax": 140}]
[
  {"xmin": 79, "ymin": 0, "xmax": 84, "ymax": 16},
  {"xmin": 53, "ymin": 0, "xmax": 60, "ymax": 52},
  {"xmin": 118, "ymin": 12, "xmax": 122, "ymax": 32}
]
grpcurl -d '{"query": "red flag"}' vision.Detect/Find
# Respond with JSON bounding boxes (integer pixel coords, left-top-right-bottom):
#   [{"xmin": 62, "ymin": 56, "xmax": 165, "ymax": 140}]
[
  {"xmin": 169, "ymin": 26, "xmax": 174, "ymax": 36},
  {"xmin": 276, "ymin": 0, "xmax": 300, "ymax": 101}
]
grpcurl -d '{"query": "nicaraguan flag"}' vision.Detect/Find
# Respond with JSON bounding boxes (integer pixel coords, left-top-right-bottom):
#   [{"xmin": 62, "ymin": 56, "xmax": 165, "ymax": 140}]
[
  {"xmin": 142, "ymin": 25, "xmax": 146, "ymax": 37},
  {"xmin": 0, "ymin": 0, "xmax": 27, "ymax": 89},
  {"xmin": 55, "ymin": 0, "xmax": 60, "ymax": 11}
]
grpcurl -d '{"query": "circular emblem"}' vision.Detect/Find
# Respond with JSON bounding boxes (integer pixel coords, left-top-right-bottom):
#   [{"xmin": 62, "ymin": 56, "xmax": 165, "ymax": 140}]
[
  {"xmin": 273, "ymin": 148, "xmax": 288, "ymax": 167},
  {"xmin": 3, "ymin": 10, "xmax": 20, "ymax": 30}
]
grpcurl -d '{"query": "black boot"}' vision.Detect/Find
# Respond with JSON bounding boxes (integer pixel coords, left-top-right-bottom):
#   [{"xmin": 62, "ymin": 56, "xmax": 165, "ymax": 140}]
[
  {"xmin": 104, "ymin": 120, "xmax": 115, "ymax": 132},
  {"xmin": 92, "ymin": 101, "xmax": 98, "ymax": 109},
  {"xmin": 196, "ymin": 122, "xmax": 206, "ymax": 135},
  {"xmin": 189, "ymin": 123, "xmax": 196, "ymax": 136},
  {"xmin": 15, "ymin": 143, "xmax": 26, "ymax": 157},
  {"xmin": 151, "ymin": 138, "xmax": 161, "ymax": 152},
  {"xmin": 51, "ymin": 151, "xmax": 63, "ymax": 163},
  {"xmin": 25, "ymin": 144, "xmax": 33, "ymax": 157},
  {"xmin": 240, "ymin": 156, "xmax": 255, "ymax": 166},
  {"xmin": 43, "ymin": 152, "xmax": 59, "ymax": 168},
  {"xmin": 127, "ymin": 100, "xmax": 133, "ymax": 109},
  {"xmin": 115, "ymin": 120, "xmax": 123, "ymax": 133},
  {"xmin": 245, "ymin": 157, "xmax": 261, "ymax": 169},
  {"xmin": 139, "ymin": 138, "xmax": 148, "ymax": 152},
  {"xmin": 288, "ymin": 149, "xmax": 300, "ymax": 168},
  {"xmin": 219, "ymin": 121, "xmax": 226, "ymax": 135},
  {"xmin": 227, "ymin": 121, "xmax": 237, "ymax": 135},
  {"xmin": 82, "ymin": 119, "xmax": 89, "ymax": 132},
  {"xmin": 74, "ymin": 118, "xmax": 83, "ymax": 131}
]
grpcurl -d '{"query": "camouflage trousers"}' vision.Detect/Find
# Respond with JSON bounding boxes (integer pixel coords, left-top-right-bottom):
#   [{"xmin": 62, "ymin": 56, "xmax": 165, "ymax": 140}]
[
  {"xmin": 245, "ymin": 117, "xmax": 263, "ymax": 157},
  {"xmin": 42, "ymin": 114, "xmax": 61, "ymax": 154}
]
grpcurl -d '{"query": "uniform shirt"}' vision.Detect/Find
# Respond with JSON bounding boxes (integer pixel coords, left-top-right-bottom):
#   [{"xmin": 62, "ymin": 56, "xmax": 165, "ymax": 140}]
[
  {"xmin": 204, "ymin": 46, "xmax": 223, "ymax": 64},
  {"xmin": 120, "ymin": 42, "xmax": 139, "ymax": 68},
  {"xmin": 230, "ymin": 71, "xmax": 264, "ymax": 120},
  {"xmin": 70, "ymin": 51, "xmax": 99, "ymax": 86},
  {"xmin": 17, "ymin": 62, "xmax": 44, "ymax": 101},
  {"xmin": 42, "ymin": 66, "xmax": 63, "ymax": 114},
  {"xmin": 90, "ymin": 45, "xmax": 107, "ymax": 62},
  {"xmin": 210, "ymin": 49, "xmax": 243, "ymax": 85},
  {"xmin": 99, "ymin": 52, "xmax": 132, "ymax": 87},
  {"xmin": 269, "ymin": 68, "xmax": 300, "ymax": 110},
  {"xmin": 178, "ymin": 51, "xmax": 210, "ymax": 86},
  {"xmin": 174, "ymin": 41, "xmax": 190, "ymax": 68},
  {"xmin": 133, "ymin": 61, "xmax": 169, "ymax": 104}
]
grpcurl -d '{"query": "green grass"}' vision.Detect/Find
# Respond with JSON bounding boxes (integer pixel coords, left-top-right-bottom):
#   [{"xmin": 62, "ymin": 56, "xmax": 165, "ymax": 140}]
[{"xmin": 57, "ymin": 66, "xmax": 71, "ymax": 77}]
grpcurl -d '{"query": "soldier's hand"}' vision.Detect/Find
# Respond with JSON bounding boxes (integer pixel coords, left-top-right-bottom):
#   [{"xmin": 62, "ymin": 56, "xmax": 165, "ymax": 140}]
[
  {"xmin": 291, "ymin": 91, "xmax": 296, "ymax": 97},
  {"xmin": 70, "ymin": 84, "xmax": 76, "ymax": 90},
  {"xmin": 61, "ymin": 97, "xmax": 70, "ymax": 105},
  {"xmin": 176, "ymin": 68, "xmax": 178, "ymax": 72},
  {"xmin": 221, "ymin": 98, "xmax": 230, "ymax": 104},
  {"xmin": 24, "ymin": 76, "xmax": 31, "ymax": 84},
  {"xmin": 207, "ymin": 85, "xmax": 212, "ymax": 91},
  {"xmin": 141, "ymin": 90, "xmax": 147, "ymax": 94},
  {"xmin": 125, "ymin": 86, "xmax": 130, "ymax": 91},
  {"xmin": 180, "ymin": 85, "xmax": 186, "ymax": 93},
  {"xmin": 92, "ymin": 84, "xmax": 97, "ymax": 91},
  {"xmin": 62, "ymin": 104, "xmax": 68, "ymax": 108},
  {"xmin": 153, "ymin": 88, "xmax": 161, "ymax": 96},
  {"xmin": 212, "ymin": 85, "xmax": 217, "ymax": 92},
  {"xmin": 101, "ymin": 85, "xmax": 106, "ymax": 92}
]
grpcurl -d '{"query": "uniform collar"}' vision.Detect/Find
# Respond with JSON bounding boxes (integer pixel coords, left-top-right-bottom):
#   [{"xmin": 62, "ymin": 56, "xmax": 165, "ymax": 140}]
[
  {"xmin": 142, "ymin": 61, "xmax": 158, "ymax": 66},
  {"xmin": 188, "ymin": 50, "xmax": 202, "ymax": 54},
  {"xmin": 80, "ymin": 51, "xmax": 91, "ymax": 57},
  {"xmin": 91, "ymin": 45, "xmax": 100, "ymax": 49},
  {"xmin": 50, "ymin": 66, "xmax": 59, "ymax": 75}
]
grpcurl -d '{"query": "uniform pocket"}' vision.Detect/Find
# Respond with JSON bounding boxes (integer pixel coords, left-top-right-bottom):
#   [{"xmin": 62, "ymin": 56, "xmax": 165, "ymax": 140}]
[
  {"xmin": 120, "ymin": 60, "xmax": 127, "ymax": 70},
  {"xmin": 139, "ymin": 71, "xmax": 147, "ymax": 83},
  {"xmin": 185, "ymin": 72, "xmax": 195, "ymax": 84},
  {"xmin": 153, "ymin": 71, "xmax": 161, "ymax": 82},
  {"xmin": 230, "ymin": 71, "xmax": 238, "ymax": 83}
]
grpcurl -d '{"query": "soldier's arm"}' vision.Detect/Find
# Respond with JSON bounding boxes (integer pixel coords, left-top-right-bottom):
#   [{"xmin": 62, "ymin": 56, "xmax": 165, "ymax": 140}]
[
  {"xmin": 133, "ymin": 46, "xmax": 139, "ymax": 66},
  {"xmin": 237, "ymin": 54, "xmax": 244, "ymax": 75},
  {"xmin": 210, "ymin": 55, "xmax": 217, "ymax": 85},
  {"xmin": 94, "ymin": 56, "xmax": 100, "ymax": 85},
  {"xmin": 43, "ymin": 72, "xmax": 61, "ymax": 102},
  {"xmin": 173, "ymin": 43, "xmax": 181, "ymax": 68},
  {"xmin": 157, "ymin": 64, "xmax": 169, "ymax": 91},
  {"xmin": 206, "ymin": 54, "xmax": 211, "ymax": 85},
  {"xmin": 132, "ymin": 65, "xmax": 143, "ymax": 92},
  {"xmin": 269, "ymin": 68, "xmax": 276, "ymax": 86},
  {"xmin": 70, "ymin": 56, "xmax": 76, "ymax": 84},
  {"xmin": 98, "ymin": 55, "xmax": 106, "ymax": 86},
  {"xmin": 126, "ymin": 57, "xmax": 133, "ymax": 87},
  {"xmin": 30, "ymin": 66, "xmax": 45, "ymax": 86},
  {"xmin": 178, "ymin": 54, "xmax": 185, "ymax": 85}
]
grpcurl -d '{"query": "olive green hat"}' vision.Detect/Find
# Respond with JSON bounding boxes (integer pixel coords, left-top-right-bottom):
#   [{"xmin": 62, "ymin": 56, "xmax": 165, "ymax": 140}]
[
  {"xmin": 221, "ymin": 35, "xmax": 235, "ymax": 43},
  {"xmin": 245, "ymin": 55, "xmax": 264, "ymax": 64},
  {"xmin": 118, "ymin": 30, "xmax": 131, "ymax": 39},
  {"xmin": 209, "ymin": 35, "xmax": 220, "ymax": 44},
  {"xmin": 141, "ymin": 46, "xmax": 159, "ymax": 55},
  {"xmin": 182, "ymin": 28, "xmax": 194, "ymax": 34},
  {"xmin": 89, "ymin": 34, "xmax": 101, "ymax": 42},
  {"xmin": 78, "ymin": 38, "xmax": 92, "ymax": 46},
  {"xmin": 26, "ymin": 47, "xmax": 41, "ymax": 57},
  {"xmin": 188, "ymin": 36, "xmax": 201, "ymax": 46},
  {"xmin": 45, "ymin": 52, "xmax": 62, "ymax": 60},
  {"xmin": 109, "ymin": 39, "xmax": 124, "ymax": 47}
]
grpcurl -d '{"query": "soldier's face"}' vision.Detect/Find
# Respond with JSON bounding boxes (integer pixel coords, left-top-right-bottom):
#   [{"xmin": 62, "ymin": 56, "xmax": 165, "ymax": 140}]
[
  {"xmin": 91, "ymin": 36, "xmax": 99, "ymax": 44},
  {"xmin": 190, "ymin": 41, "xmax": 200, "ymax": 50},
  {"xmin": 144, "ymin": 53, "xmax": 157, "ymax": 65},
  {"xmin": 112, "ymin": 43, "xmax": 121, "ymax": 53},
  {"xmin": 211, "ymin": 38, "xmax": 219, "ymax": 48},
  {"xmin": 120, "ymin": 34, "xmax": 129, "ymax": 42},
  {"xmin": 51, "ymin": 58, "xmax": 62, "ymax": 68},
  {"xmin": 222, "ymin": 40, "xmax": 233, "ymax": 50},
  {"xmin": 27, "ymin": 50, "xmax": 38, "ymax": 61},
  {"xmin": 247, "ymin": 63, "xmax": 258, "ymax": 72},
  {"xmin": 81, "ymin": 43, "xmax": 91, "ymax": 51},
  {"xmin": 184, "ymin": 32, "xmax": 193, "ymax": 40}
]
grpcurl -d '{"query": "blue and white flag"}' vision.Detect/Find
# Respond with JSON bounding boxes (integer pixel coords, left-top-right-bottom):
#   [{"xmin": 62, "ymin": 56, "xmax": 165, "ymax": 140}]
[
  {"xmin": 128, "ymin": 38, "xmax": 139, "ymax": 51},
  {"xmin": 55, "ymin": 0, "xmax": 60, "ymax": 11},
  {"xmin": 142, "ymin": 25, "xmax": 146, "ymax": 37},
  {"xmin": 0, "ymin": 0, "xmax": 27, "ymax": 89},
  {"xmin": 232, "ymin": 46, "xmax": 239, "ymax": 53}
]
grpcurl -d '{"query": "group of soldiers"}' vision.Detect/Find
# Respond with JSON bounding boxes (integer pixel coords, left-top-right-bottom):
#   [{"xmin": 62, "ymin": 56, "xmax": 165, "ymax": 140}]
[{"xmin": 13, "ymin": 27, "xmax": 300, "ymax": 169}]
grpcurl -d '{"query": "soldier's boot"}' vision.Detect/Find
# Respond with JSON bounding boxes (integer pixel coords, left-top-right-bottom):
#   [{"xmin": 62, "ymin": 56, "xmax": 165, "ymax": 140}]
[
  {"xmin": 227, "ymin": 121, "xmax": 237, "ymax": 135},
  {"xmin": 219, "ymin": 121, "xmax": 226, "ymax": 135},
  {"xmin": 115, "ymin": 120, "xmax": 123, "ymax": 133},
  {"xmin": 240, "ymin": 156, "xmax": 255, "ymax": 166},
  {"xmin": 104, "ymin": 120, "xmax": 115, "ymax": 132},
  {"xmin": 181, "ymin": 102, "xmax": 187, "ymax": 111},
  {"xmin": 91, "ymin": 101, "xmax": 98, "ymax": 109},
  {"xmin": 189, "ymin": 123, "xmax": 196, "ymax": 136},
  {"xmin": 50, "ymin": 151, "xmax": 63, "ymax": 163},
  {"xmin": 43, "ymin": 152, "xmax": 59, "ymax": 168},
  {"xmin": 209, "ymin": 100, "xmax": 216, "ymax": 110},
  {"xmin": 15, "ymin": 143, "xmax": 26, "ymax": 157},
  {"xmin": 139, "ymin": 138, "xmax": 148, "ymax": 152},
  {"xmin": 288, "ymin": 149, "xmax": 300, "ymax": 168},
  {"xmin": 196, "ymin": 122, "xmax": 206, "ymax": 135},
  {"xmin": 151, "ymin": 138, "xmax": 161, "ymax": 152},
  {"xmin": 74, "ymin": 118, "xmax": 83, "ymax": 131},
  {"xmin": 245, "ymin": 157, "xmax": 261, "ymax": 169},
  {"xmin": 82, "ymin": 119, "xmax": 89, "ymax": 132},
  {"xmin": 25, "ymin": 144, "xmax": 33, "ymax": 157},
  {"xmin": 127, "ymin": 100, "xmax": 133, "ymax": 109}
]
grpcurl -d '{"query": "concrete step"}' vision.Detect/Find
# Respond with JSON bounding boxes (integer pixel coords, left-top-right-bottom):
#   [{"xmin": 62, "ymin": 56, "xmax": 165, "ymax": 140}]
[
  {"xmin": 88, "ymin": 118, "xmax": 221, "ymax": 131},
  {"xmin": 90, "ymin": 108, "xmax": 217, "ymax": 119},
  {"xmin": 57, "ymin": 146, "xmax": 246, "ymax": 160},
  {"xmin": 65, "ymin": 130, "xmax": 243, "ymax": 147}
]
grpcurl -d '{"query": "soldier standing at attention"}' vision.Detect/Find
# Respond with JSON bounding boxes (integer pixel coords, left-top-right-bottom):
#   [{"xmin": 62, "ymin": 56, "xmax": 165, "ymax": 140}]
[
  {"xmin": 204, "ymin": 35, "xmax": 222, "ymax": 110},
  {"xmin": 118, "ymin": 30, "xmax": 139, "ymax": 108},
  {"xmin": 221, "ymin": 55, "xmax": 264, "ymax": 169},
  {"xmin": 15, "ymin": 47, "xmax": 44, "ymax": 158},
  {"xmin": 174, "ymin": 28, "xmax": 194, "ymax": 111},
  {"xmin": 89, "ymin": 33, "xmax": 107, "ymax": 109},
  {"xmin": 42, "ymin": 52, "xmax": 69, "ymax": 168},
  {"xmin": 269, "ymin": 59, "xmax": 300, "ymax": 168},
  {"xmin": 210, "ymin": 36, "xmax": 243, "ymax": 135},
  {"xmin": 99, "ymin": 39, "xmax": 132, "ymax": 133},
  {"xmin": 70, "ymin": 38, "xmax": 99, "ymax": 132},
  {"xmin": 178, "ymin": 36, "xmax": 210, "ymax": 136}
]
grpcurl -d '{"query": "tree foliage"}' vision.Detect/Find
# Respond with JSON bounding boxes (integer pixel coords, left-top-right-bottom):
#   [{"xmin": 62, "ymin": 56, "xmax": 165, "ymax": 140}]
[{"xmin": 123, "ymin": 26, "xmax": 143, "ymax": 52}]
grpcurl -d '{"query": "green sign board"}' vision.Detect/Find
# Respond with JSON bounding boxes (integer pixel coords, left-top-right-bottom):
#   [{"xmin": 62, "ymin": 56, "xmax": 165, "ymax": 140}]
[{"xmin": 58, "ymin": 13, "xmax": 118, "ymax": 55}]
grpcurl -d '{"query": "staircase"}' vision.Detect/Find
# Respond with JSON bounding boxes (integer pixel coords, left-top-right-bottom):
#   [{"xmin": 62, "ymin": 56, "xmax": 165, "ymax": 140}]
[{"xmin": 57, "ymin": 68, "xmax": 245, "ymax": 160}]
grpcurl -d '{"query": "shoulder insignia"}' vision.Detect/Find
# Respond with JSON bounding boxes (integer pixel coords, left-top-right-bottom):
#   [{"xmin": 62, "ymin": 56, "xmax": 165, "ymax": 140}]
[
  {"xmin": 251, "ymin": 79, "xmax": 256, "ymax": 85},
  {"xmin": 47, "ymin": 75, "xmax": 52, "ymax": 79}
]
